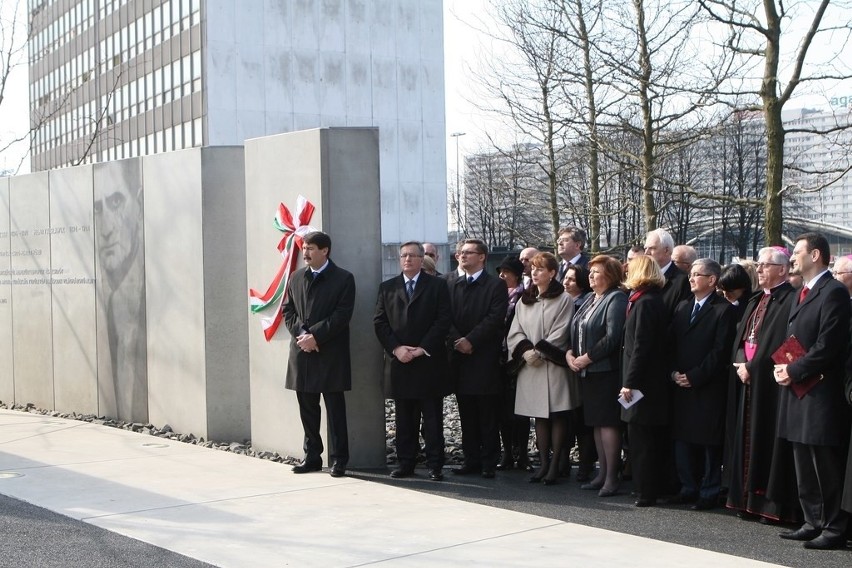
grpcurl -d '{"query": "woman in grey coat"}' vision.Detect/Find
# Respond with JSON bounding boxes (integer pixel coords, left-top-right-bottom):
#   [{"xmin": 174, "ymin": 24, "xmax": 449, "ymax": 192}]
[{"xmin": 508, "ymin": 253, "xmax": 577, "ymax": 485}]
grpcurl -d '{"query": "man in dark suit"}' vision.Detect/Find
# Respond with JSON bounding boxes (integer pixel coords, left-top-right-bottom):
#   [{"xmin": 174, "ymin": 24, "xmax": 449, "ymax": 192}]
[
  {"xmin": 556, "ymin": 227, "xmax": 589, "ymax": 281},
  {"xmin": 644, "ymin": 228, "xmax": 691, "ymax": 318},
  {"xmin": 775, "ymin": 233, "xmax": 851, "ymax": 549},
  {"xmin": 667, "ymin": 259, "xmax": 735, "ymax": 510},
  {"xmin": 448, "ymin": 238, "xmax": 509, "ymax": 478},
  {"xmin": 283, "ymin": 231, "xmax": 355, "ymax": 478},
  {"xmin": 374, "ymin": 241, "xmax": 452, "ymax": 481}
]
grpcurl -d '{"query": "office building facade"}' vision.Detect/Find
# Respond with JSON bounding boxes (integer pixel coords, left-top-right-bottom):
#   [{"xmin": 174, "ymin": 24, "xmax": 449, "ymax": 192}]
[{"xmin": 28, "ymin": 0, "xmax": 447, "ymax": 249}]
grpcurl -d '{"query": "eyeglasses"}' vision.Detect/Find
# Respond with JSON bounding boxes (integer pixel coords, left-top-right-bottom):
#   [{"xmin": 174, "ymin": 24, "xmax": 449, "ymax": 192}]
[
  {"xmin": 832, "ymin": 270, "xmax": 852, "ymax": 275},
  {"xmin": 399, "ymin": 253, "xmax": 423, "ymax": 259},
  {"xmin": 556, "ymin": 238, "xmax": 574, "ymax": 244},
  {"xmin": 458, "ymin": 250, "xmax": 483, "ymax": 256},
  {"xmin": 689, "ymin": 273, "xmax": 712, "ymax": 279},
  {"xmin": 423, "ymin": 252, "xmax": 436, "ymax": 259},
  {"xmin": 755, "ymin": 262, "xmax": 784, "ymax": 269}
]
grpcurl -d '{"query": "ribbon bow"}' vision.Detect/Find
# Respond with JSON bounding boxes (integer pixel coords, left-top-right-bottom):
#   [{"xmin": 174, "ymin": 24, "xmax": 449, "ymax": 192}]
[{"xmin": 249, "ymin": 195, "xmax": 317, "ymax": 341}]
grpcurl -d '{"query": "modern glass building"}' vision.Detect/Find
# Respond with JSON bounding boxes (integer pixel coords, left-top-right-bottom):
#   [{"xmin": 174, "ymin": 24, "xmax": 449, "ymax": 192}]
[
  {"xmin": 28, "ymin": 0, "xmax": 448, "ymax": 254},
  {"xmin": 29, "ymin": 0, "xmax": 203, "ymax": 170}
]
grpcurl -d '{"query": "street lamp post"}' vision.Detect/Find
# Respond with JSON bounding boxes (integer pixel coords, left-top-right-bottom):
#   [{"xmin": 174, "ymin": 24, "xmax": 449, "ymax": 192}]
[{"xmin": 450, "ymin": 131, "xmax": 466, "ymax": 233}]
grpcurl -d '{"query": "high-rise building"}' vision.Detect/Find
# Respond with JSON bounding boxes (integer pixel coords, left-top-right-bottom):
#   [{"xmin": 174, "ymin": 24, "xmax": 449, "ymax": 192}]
[
  {"xmin": 782, "ymin": 107, "xmax": 852, "ymax": 229},
  {"xmin": 28, "ymin": 0, "xmax": 448, "ymax": 253}
]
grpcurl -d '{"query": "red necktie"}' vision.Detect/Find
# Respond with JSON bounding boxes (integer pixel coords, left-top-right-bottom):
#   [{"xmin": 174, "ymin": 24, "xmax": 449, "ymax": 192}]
[{"xmin": 798, "ymin": 286, "xmax": 809, "ymax": 304}]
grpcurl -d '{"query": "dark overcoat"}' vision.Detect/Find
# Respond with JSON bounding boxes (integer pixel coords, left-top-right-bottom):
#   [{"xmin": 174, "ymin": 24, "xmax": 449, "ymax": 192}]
[
  {"xmin": 447, "ymin": 271, "xmax": 508, "ymax": 396},
  {"xmin": 723, "ymin": 283, "xmax": 800, "ymax": 518},
  {"xmin": 669, "ymin": 293, "xmax": 735, "ymax": 445},
  {"xmin": 621, "ymin": 287, "xmax": 669, "ymax": 426},
  {"xmin": 373, "ymin": 271, "xmax": 452, "ymax": 399},
  {"xmin": 283, "ymin": 261, "xmax": 355, "ymax": 393},
  {"xmin": 843, "ymin": 330, "xmax": 852, "ymax": 512},
  {"xmin": 661, "ymin": 263, "xmax": 691, "ymax": 318},
  {"xmin": 778, "ymin": 272, "xmax": 851, "ymax": 446}
]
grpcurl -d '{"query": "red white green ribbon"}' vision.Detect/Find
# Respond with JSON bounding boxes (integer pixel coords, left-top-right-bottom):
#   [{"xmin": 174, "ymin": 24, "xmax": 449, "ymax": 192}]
[{"xmin": 249, "ymin": 195, "xmax": 317, "ymax": 341}]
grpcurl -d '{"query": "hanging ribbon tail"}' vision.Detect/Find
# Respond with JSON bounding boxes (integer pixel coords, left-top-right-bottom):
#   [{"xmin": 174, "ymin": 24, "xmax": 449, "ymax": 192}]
[{"xmin": 249, "ymin": 195, "xmax": 317, "ymax": 342}]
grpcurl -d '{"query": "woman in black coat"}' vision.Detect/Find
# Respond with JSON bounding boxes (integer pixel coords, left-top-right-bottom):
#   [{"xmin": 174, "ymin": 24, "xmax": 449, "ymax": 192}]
[{"xmin": 619, "ymin": 255, "xmax": 669, "ymax": 507}]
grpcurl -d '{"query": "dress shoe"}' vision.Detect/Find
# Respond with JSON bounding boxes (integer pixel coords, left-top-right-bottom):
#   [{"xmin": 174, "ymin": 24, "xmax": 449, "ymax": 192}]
[
  {"xmin": 802, "ymin": 534, "xmax": 846, "ymax": 550},
  {"xmin": 428, "ymin": 468, "xmax": 444, "ymax": 481},
  {"xmin": 634, "ymin": 498, "xmax": 656, "ymax": 507},
  {"xmin": 390, "ymin": 467, "xmax": 415, "ymax": 479},
  {"xmin": 542, "ymin": 475, "xmax": 559, "ymax": 486},
  {"xmin": 481, "ymin": 470, "xmax": 496, "ymax": 479},
  {"xmin": 575, "ymin": 469, "xmax": 592, "ymax": 482},
  {"xmin": 453, "ymin": 465, "xmax": 480, "ymax": 475},
  {"xmin": 329, "ymin": 462, "xmax": 346, "ymax": 478},
  {"xmin": 779, "ymin": 527, "xmax": 821, "ymax": 541},
  {"xmin": 496, "ymin": 454, "xmax": 513, "ymax": 470},
  {"xmin": 292, "ymin": 461, "xmax": 322, "ymax": 474},
  {"xmin": 516, "ymin": 454, "xmax": 533, "ymax": 471},
  {"xmin": 690, "ymin": 498, "xmax": 717, "ymax": 511},
  {"xmin": 580, "ymin": 481, "xmax": 604, "ymax": 491},
  {"xmin": 598, "ymin": 487, "xmax": 619, "ymax": 498},
  {"xmin": 662, "ymin": 492, "xmax": 698, "ymax": 505}
]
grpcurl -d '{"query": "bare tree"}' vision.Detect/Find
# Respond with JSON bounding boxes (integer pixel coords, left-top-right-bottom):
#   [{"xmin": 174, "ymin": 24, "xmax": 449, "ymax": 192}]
[
  {"xmin": 0, "ymin": 0, "xmax": 34, "ymax": 172},
  {"xmin": 471, "ymin": 0, "xmax": 576, "ymax": 246},
  {"xmin": 699, "ymin": 0, "xmax": 852, "ymax": 244},
  {"xmin": 593, "ymin": 0, "xmax": 738, "ymax": 232}
]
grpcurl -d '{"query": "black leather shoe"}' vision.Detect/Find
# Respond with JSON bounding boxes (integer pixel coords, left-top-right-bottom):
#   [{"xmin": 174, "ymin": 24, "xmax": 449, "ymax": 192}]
[
  {"xmin": 662, "ymin": 492, "xmax": 698, "ymax": 505},
  {"xmin": 292, "ymin": 461, "xmax": 322, "ymax": 474},
  {"xmin": 779, "ymin": 527, "xmax": 821, "ymax": 541},
  {"xmin": 634, "ymin": 498, "xmax": 656, "ymax": 507},
  {"xmin": 481, "ymin": 470, "xmax": 496, "ymax": 479},
  {"xmin": 516, "ymin": 454, "xmax": 533, "ymax": 472},
  {"xmin": 428, "ymin": 468, "xmax": 444, "ymax": 481},
  {"xmin": 496, "ymin": 454, "xmax": 513, "ymax": 470},
  {"xmin": 453, "ymin": 465, "xmax": 480, "ymax": 475},
  {"xmin": 690, "ymin": 498, "xmax": 717, "ymax": 511},
  {"xmin": 390, "ymin": 467, "xmax": 415, "ymax": 479},
  {"xmin": 803, "ymin": 534, "xmax": 846, "ymax": 550},
  {"xmin": 329, "ymin": 462, "xmax": 346, "ymax": 478}
]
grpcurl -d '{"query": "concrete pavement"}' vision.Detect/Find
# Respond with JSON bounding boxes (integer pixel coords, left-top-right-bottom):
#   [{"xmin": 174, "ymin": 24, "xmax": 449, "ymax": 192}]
[{"xmin": 0, "ymin": 409, "xmax": 795, "ymax": 567}]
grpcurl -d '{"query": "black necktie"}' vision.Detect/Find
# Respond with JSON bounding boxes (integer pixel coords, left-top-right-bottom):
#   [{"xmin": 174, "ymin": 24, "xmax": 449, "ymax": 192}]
[
  {"xmin": 467, "ymin": 276, "xmax": 475, "ymax": 284},
  {"xmin": 690, "ymin": 302, "xmax": 700, "ymax": 323}
]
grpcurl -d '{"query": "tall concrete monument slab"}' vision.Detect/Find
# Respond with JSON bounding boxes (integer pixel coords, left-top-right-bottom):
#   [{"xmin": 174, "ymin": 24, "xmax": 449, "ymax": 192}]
[
  {"xmin": 143, "ymin": 147, "xmax": 249, "ymax": 441},
  {"xmin": 94, "ymin": 160, "xmax": 148, "ymax": 424},
  {"xmin": 9, "ymin": 172, "xmax": 54, "ymax": 409},
  {"xmin": 245, "ymin": 127, "xmax": 385, "ymax": 468},
  {"xmin": 0, "ymin": 177, "xmax": 12, "ymax": 403},
  {"xmin": 49, "ymin": 166, "xmax": 97, "ymax": 415}
]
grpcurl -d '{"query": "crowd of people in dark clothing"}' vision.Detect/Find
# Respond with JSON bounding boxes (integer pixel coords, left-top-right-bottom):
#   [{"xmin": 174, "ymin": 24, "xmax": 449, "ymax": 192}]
[{"xmin": 375, "ymin": 229, "xmax": 852, "ymax": 551}]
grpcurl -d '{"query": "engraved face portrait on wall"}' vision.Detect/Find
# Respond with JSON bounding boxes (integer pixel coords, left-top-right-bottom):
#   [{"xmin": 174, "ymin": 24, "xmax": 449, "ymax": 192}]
[
  {"xmin": 93, "ymin": 160, "xmax": 148, "ymax": 424},
  {"xmin": 94, "ymin": 165, "xmax": 143, "ymax": 288}
]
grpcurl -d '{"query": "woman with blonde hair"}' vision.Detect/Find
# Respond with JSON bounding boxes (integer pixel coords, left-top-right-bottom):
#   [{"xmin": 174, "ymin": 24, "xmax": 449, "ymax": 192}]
[
  {"xmin": 619, "ymin": 254, "xmax": 669, "ymax": 507},
  {"xmin": 508, "ymin": 252, "xmax": 578, "ymax": 485},
  {"xmin": 567, "ymin": 255, "xmax": 627, "ymax": 496}
]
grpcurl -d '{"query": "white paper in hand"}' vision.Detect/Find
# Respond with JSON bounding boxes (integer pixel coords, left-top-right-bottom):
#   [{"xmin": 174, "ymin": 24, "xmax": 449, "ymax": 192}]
[{"xmin": 618, "ymin": 389, "xmax": 644, "ymax": 409}]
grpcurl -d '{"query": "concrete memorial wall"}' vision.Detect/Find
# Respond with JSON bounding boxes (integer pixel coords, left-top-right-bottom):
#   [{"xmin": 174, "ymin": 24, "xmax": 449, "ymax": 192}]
[
  {"xmin": 0, "ymin": 148, "xmax": 250, "ymax": 442},
  {"xmin": 0, "ymin": 177, "xmax": 15, "ymax": 403},
  {"xmin": 143, "ymin": 147, "xmax": 249, "ymax": 441},
  {"xmin": 2, "ymin": 130, "xmax": 385, "ymax": 465},
  {"xmin": 245, "ymin": 127, "xmax": 386, "ymax": 468}
]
